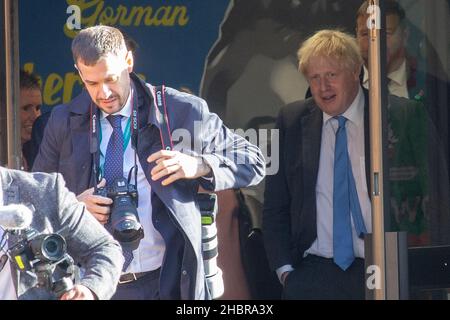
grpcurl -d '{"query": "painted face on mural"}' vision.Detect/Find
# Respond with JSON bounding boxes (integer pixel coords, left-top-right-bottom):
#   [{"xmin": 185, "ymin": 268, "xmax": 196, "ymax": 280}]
[
  {"xmin": 19, "ymin": 88, "xmax": 42, "ymax": 144},
  {"xmin": 76, "ymin": 51, "xmax": 134, "ymax": 114},
  {"xmin": 306, "ymin": 55, "xmax": 360, "ymax": 117}
]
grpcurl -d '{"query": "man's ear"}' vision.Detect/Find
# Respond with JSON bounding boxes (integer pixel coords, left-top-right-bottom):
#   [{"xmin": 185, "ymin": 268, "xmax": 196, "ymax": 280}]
[
  {"xmin": 354, "ymin": 64, "xmax": 363, "ymax": 80},
  {"xmin": 74, "ymin": 64, "xmax": 83, "ymax": 80},
  {"xmin": 125, "ymin": 51, "xmax": 134, "ymax": 73}
]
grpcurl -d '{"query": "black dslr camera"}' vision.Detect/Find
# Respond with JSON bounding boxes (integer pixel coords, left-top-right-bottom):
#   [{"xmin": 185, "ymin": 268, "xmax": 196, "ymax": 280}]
[
  {"xmin": 95, "ymin": 177, "xmax": 144, "ymax": 250},
  {"xmin": 8, "ymin": 228, "xmax": 75, "ymax": 299}
]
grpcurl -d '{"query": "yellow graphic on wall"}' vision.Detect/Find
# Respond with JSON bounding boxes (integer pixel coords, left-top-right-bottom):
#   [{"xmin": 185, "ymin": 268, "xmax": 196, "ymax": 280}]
[{"xmin": 64, "ymin": 0, "xmax": 190, "ymax": 39}]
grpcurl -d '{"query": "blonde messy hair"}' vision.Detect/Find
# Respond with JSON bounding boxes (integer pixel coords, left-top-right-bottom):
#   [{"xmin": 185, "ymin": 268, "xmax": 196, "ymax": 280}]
[{"xmin": 298, "ymin": 29, "xmax": 363, "ymax": 75}]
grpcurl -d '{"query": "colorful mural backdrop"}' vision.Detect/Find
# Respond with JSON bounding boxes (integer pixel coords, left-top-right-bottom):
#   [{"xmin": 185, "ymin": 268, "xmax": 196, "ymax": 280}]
[{"xmin": 19, "ymin": 0, "xmax": 230, "ymax": 110}]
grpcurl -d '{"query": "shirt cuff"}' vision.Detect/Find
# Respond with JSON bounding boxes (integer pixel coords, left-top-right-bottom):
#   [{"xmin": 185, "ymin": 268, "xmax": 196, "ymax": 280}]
[
  {"xmin": 276, "ymin": 264, "xmax": 294, "ymax": 284},
  {"xmin": 197, "ymin": 156, "xmax": 216, "ymax": 190}
]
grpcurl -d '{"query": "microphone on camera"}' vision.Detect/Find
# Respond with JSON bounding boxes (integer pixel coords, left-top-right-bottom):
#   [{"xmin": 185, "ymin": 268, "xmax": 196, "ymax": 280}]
[{"xmin": 0, "ymin": 204, "xmax": 33, "ymax": 230}]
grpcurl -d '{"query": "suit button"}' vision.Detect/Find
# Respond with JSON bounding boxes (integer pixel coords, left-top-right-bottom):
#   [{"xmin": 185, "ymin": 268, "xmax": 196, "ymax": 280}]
[{"xmin": 182, "ymin": 270, "xmax": 187, "ymax": 276}]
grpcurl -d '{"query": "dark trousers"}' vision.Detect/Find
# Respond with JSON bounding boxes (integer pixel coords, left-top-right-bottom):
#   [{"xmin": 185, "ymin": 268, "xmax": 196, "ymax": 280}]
[
  {"xmin": 112, "ymin": 269, "xmax": 160, "ymax": 300},
  {"xmin": 282, "ymin": 254, "xmax": 365, "ymax": 300}
]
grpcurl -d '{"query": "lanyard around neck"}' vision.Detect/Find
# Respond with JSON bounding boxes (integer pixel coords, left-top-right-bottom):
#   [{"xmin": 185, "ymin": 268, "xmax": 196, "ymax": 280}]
[{"xmin": 99, "ymin": 116, "xmax": 132, "ymax": 154}]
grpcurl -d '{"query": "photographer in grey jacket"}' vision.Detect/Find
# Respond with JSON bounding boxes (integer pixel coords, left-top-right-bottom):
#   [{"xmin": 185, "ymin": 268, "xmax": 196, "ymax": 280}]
[{"xmin": 0, "ymin": 166, "xmax": 123, "ymax": 300}]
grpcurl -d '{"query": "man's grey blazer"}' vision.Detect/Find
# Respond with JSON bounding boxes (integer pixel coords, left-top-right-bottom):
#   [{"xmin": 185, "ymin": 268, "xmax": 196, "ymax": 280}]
[{"xmin": 0, "ymin": 167, "xmax": 123, "ymax": 300}]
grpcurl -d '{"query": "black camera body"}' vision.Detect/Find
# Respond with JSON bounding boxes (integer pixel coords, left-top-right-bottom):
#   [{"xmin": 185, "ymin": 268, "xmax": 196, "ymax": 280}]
[
  {"xmin": 95, "ymin": 177, "xmax": 144, "ymax": 250},
  {"xmin": 8, "ymin": 228, "xmax": 75, "ymax": 298}
]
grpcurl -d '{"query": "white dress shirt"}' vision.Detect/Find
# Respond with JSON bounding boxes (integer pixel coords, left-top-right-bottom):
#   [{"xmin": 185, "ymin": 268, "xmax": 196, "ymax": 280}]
[
  {"xmin": 0, "ymin": 184, "xmax": 18, "ymax": 300},
  {"xmin": 362, "ymin": 61, "xmax": 409, "ymax": 98},
  {"xmin": 99, "ymin": 88, "xmax": 165, "ymax": 274},
  {"xmin": 306, "ymin": 86, "xmax": 372, "ymax": 258},
  {"xmin": 276, "ymin": 86, "xmax": 372, "ymax": 282}
]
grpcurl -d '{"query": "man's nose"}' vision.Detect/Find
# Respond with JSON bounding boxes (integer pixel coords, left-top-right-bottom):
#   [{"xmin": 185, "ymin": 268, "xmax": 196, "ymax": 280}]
[
  {"xmin": 27, "ymin": 107, "xmax": 40, "ymax": 121},
  {"xmin": 319, "ymin": 77, "xmax": 330, "ymax": 91},
  {"xmin": 98, "ymin": 84, "xmax": 112, "ymax": 99},
  {"xmin": 31, "ymin": 107, "xmax": 41, "ymax": 120}
]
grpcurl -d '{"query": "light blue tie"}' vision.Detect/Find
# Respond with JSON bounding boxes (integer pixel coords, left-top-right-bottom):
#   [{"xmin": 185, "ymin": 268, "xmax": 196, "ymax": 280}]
[
  {"xmin": 333, "ymin": 116, "xmax": 367, "ymax": 271},
  {"xmin": 104, "ymin": 115, "xmax": 134, "ymax": 271}
]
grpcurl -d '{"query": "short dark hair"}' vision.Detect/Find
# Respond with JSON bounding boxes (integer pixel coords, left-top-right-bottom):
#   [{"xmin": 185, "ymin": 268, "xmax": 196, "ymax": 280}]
[
  {"xmin": 20, "ymin": 69, "xmax": 40, "ymax": 90},
  {"xmin": 122, "ymin": 31, "xmax": 139, "ymax": 54},
  {"xmin": 357, "ymin": 0, "xmax": 406, "ymax": 25},
  {"xmin": 71, "ymin": 25, "xmax": 127, "ymax": 66}
]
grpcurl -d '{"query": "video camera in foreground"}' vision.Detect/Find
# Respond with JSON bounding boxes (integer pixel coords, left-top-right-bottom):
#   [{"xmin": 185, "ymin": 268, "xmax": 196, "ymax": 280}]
[
  {"xmin": 8, "ymin": 228, "xmax": 75, "ymax": 298},
  {"xmin": 0, "ymin": 204, "xmax": 75, "ymax": 299}
]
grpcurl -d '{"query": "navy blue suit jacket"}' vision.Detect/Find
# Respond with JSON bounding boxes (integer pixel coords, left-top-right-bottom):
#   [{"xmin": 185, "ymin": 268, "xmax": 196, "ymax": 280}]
[
  {"xmin": 262, "ymin": 92, "xmax": 371, "ymax": 272},
  {"xmin": 33, "ymin": 73, "xmax": 265, "ymax": 299}
]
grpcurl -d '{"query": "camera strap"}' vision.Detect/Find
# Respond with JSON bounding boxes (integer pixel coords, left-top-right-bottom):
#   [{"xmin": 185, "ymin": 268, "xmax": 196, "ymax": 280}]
[
  {"xmin": 151, "ymin": 85, "xmax": 223, "ymax": 297},
  {"xmin": 89, "ymin": 102, "xmax": 101, "ymax": 187},
  {"xmin": 153, "ymin": 85, "xmax": 174, "ymax": 151}
]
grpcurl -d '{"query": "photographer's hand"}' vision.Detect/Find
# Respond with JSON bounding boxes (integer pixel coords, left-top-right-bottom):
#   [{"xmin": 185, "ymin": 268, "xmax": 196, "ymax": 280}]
[
  {"xmin": 76, "ymin": 179, "xmax": 113, "ymax": 224},
  {"xmin": 60, "ymin": 285, "xmax": 96, "ymax": 300},
  {"xmin": 148, "ymin": 150, "xmax": 212, "ymax": 186}
]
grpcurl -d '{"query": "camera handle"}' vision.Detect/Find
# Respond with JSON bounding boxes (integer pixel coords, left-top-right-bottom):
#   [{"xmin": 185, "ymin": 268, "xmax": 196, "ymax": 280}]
[{"xmin": 34, "ymin": 253, "xmax": 75, "ymax": 299}]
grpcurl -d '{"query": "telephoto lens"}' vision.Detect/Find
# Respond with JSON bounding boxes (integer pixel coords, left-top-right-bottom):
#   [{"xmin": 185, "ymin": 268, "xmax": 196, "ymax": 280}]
[
  {"xmin": 110, "ymin": 193, "xmax": 144, "ymax": 250},
  {"xmin": 197, "ymin": 193, "xmax": 224, "ymax": 299}
]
